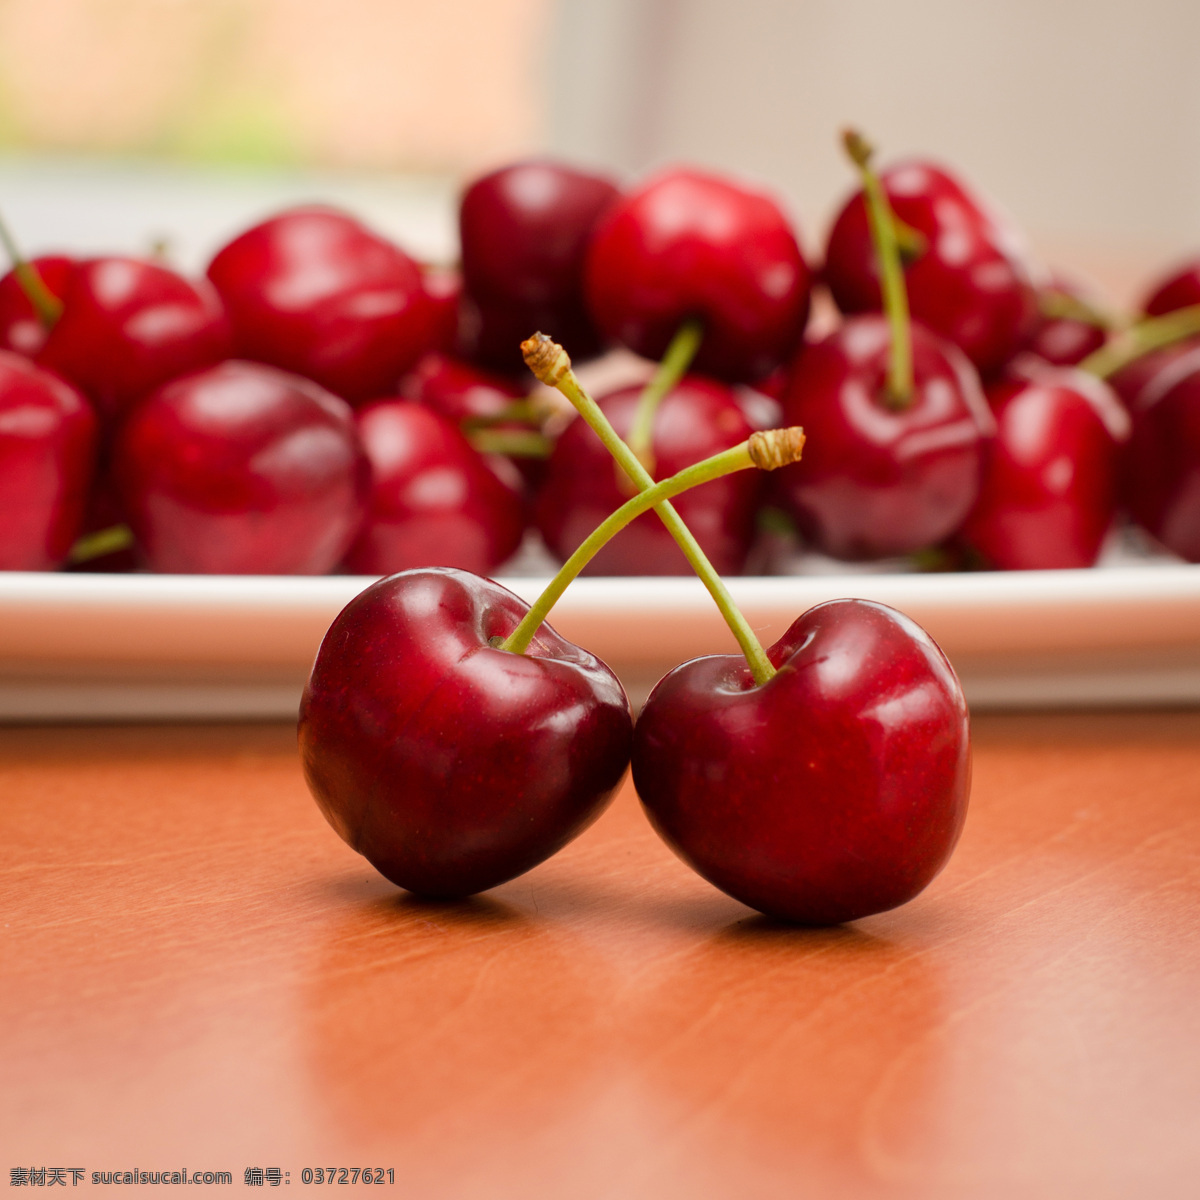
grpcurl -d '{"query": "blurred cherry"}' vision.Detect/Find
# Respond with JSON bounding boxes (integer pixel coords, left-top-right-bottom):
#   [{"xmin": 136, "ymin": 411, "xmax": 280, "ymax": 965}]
[{"xmin": 0, "ymin": 254, "xmax": 74, "ymax": 358}]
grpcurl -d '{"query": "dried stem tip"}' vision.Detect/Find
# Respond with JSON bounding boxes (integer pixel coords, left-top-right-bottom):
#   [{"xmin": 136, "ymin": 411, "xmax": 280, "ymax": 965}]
[
  {"xmin": 748, "ymin": 426, "xmax": 806, "ymax": 471},
  {"xmin": 521, "ymin": 332, "xmax": 572, "ymax": 387},
  {"xmin": 842, "ymin": 128, "xmax": 873, "ymax": 170}
]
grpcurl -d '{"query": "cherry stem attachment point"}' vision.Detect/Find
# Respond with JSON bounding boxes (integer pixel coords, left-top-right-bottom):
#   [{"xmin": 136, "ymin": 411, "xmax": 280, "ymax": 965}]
[
  {"xmin": 843, "ymin": 128, "xmax": 914, "ymax": 407},
  {"xmin": 66, "ymin": 524, "xmax": 134, "ymax": 565},
  {"xmin": 1079, "ymin": 304, "xmax": 1200, "ymax": 380},
  {"xmin": 0, "ymin": 211, "xmax": 63, "ymax": 330},
  {"xmin": 625, "ymin": 318, "xmax": 704, "ymax": 478},
  {"xmin": 521, "ymin": 333, "xmax": 792, "ymax": 686}
]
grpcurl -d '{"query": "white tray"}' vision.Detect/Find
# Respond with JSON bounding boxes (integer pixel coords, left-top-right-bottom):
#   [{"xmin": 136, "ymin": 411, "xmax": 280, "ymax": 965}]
[{"xmin": 3, "ymin": 557, "xmax": 1199, "ymax": 720}]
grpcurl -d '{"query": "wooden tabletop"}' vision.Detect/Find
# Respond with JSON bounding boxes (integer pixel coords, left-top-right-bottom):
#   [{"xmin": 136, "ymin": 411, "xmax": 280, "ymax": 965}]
[{"xmin": 3, "ymin": 710, "xmax": 1199, "ymax": 1198}]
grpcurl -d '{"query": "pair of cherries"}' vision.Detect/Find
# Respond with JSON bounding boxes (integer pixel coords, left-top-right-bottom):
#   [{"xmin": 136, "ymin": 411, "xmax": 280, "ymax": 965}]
[{"xmin": 300, "ymin": 336, "xmax": 973, "ymax": 927}]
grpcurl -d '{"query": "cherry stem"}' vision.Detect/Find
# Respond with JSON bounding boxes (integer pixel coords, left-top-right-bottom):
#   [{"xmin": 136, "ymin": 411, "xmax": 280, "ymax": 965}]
[
  {"xmin": 1038, "ymin": 287, "xmax": 1115, "ymax": 330},
  {"xmin": 1079, "ymin": 304, "xmax": 1200, "ymax": 380},
  {"xmin": 465, "ymin": 428, "xmax": 554, "ymax": 458},
  {"xmin": 522, "ymin": 333, "xmax": 784, "ymax": 686},
  {"xmin": 501, "ymin": 425, "xmax": 804, "ymax": 658},
  {"xmin": 843, "ymin": 128, "xmax": 913, "ymax": 407},
  {"xmin": 66, "ymin": 524, "xmax": 133, "ymax": 565},
  {"xmin": 625, "ymin": 318, "xmax": 704, "ymax": 477},
  {"xmin": 460, "ymin": 398, "xmax": 546, "ymax": 430},
  {"xmin": 0, "ymin": 211, "xmax": 63, "ymax": 329}
]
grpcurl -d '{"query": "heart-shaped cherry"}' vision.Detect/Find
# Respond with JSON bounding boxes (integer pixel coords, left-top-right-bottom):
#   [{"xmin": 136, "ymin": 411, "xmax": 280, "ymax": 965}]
[
  {"xmin": 960, "ymin": 364, "xmax": 1129, "ymax": 569},
  {"xmin": 633, "ymin": 598, "xmax": 971, "ymax": 925},
  {"xmin": 343, "ymin": 399, "xmax": 526, "ymax": 576},
  {"xmin": 583, "ymin": 167, "xmax": 811, "ymax": 382},
  {"xmin": 824, "ymin": 157, "xmax": 1038, "ymax": 375},
  {"xmin": 112, "ymin": 359, "xmax": 368, "ymax": 574},
  {"xmin": 206, "ymin": 205, "xmax": 433, "ymax": 403},
  {"xmin": 534, "ymin": 374, "xmax": 762, "ymax": 575},
  {"xmin": 35, "ymin": 257, "xmax": 231, "ymax": 420},
  {"xmin": 299, "ymin": 567, "xmax": 633, "ymax": 897},
  {"xmin": 0, "ymin": 349, "xmax": 97, "ymax": 569}
]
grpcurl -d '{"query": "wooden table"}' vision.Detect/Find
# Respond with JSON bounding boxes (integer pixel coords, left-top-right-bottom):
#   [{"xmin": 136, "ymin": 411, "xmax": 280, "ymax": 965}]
[{"xmin": 3, "ymin": 711, "xmax": 1199, "ymax": 1198}]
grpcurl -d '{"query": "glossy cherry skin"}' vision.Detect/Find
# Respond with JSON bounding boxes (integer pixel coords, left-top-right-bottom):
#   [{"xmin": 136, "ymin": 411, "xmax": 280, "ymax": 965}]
[
  {"xmin": 1121, "ymin": 345, "xmax": 1200, "ymax": 562},
  {"xmin": 773, "ymin": 315, "xmax": 993, "ymax": 560},
  {"xmin": 1019, "ymin": 271, "xmax": 1109, "ymax": 370},
  {"xmin": 824, "ymin": 160, "xmax": 1039, "ymax": 376},
  {"xmin": 961, "ymin": 365, "xmax": 1130, "ymax": 569},
  {"xmin": 584, "ymin": 168, "xmax": 811, "ymax": 383},
  {"xmin": 35, "ymin": 257, "xmax": 231, "ymax": 420},
  {"xmin": 419, "ymin": 264, "xmax": 462, "ymax": 356},
  {"xmin": 112, "ymin": 360, "xmax": 369, "ymax": 574},
  {"xmin": 401, "ymin": 352, "xmax": 526, "ymax": 425},
  {"xmin": 633, "ymin": 599, "xmax": 971, "ymax": 925},
  {"xmin": 0, "ymin": 255, "xmax": 75, "ymax": 357},
  {"xmin": 0, "ymin": 350, "xmax": 97, "ymax": 570},
  {"xmin": 534, "ymin": 375, "xmax": 762, "ymax": 575},
  {"xmin": 299, "ymin": 567, "xmax": 633, "ymax": 897},
  {"xmin": 206, "ymin": 206, "xmax": 433, "ymax": 404},
  {"xmin": 1141, "ymin": 255, "xmax": 1200, "ymax": 317},
  {"xmin": 343, "ymin": 399, "xmax": 526, "ymax": 576}
]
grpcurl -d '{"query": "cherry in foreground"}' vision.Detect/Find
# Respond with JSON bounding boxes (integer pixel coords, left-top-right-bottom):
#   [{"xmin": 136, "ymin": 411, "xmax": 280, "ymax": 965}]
[
  {"xmin": 632, "ymin": 599, "xmax": 971, "ymax": 925},
  {"xmin": 298, "ymin": 567, "xmax": 633, "ymax": 898}
]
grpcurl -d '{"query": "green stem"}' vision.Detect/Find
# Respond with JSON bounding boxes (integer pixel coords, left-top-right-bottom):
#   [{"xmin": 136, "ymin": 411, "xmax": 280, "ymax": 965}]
[
  {"xmin": 844, "ymin": 129, "xmax": 913, "ymax": 406},
  {"xmin": 522, "ymin": 333, "xmax": 782, "ymax": 686},
  {"xmin": 67, "ymin": 524, "xmax": 134, "ymax": 565},
  {"xmin": 0, "ymin": 211, "xmax": 63, "ymax": 329},
  {"xmin": 625, "ymin": 318, "xmax": 704, "ymax": 476},
  {"xmin": 1038, "ymin": 287, "xmax": 1114, "ymax": 330},
  {"xmin": 1079, "ymin": 304, "xmax": 1200, "ymax": 380},
  {"xmin": 466, "ymin": 428, "xmax": 554, "ymax": 458}
]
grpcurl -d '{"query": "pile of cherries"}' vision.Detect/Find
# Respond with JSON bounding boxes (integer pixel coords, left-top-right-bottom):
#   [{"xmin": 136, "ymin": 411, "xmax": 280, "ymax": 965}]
[{"xmin": 3, "ymin": 135, "xmax": 1200, "ymax": 577}]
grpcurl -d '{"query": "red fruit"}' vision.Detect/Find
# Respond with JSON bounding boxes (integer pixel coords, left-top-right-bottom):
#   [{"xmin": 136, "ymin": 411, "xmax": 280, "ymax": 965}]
[
  {"xmin": 206, "ymin": 206, "xmax": 433, "ymax": 403},
  {"xmin": 1108, "ymin": 339, "xmax": 1200, "ymax": 412},
  {"xmin": 343, "ymin": 400, "xmax": 526, "ymax": 576},
  {"xmin": 1020, "ymin": 271, "xmax": 1109, "ymax": 369},
  {"xmin": 584, "ymin": 168, "xmax": 811, "ymax": 382},
  {"xmin": 824, "ymin": 160, "xmax": 1038, "ymax": 375},
  {"xmin": 36, "ymin": 257, "xmax": 231, "ymax": 419},
  {"xmin": 0, "ymin": 255, "xmax": 74, "ymax": 358},
  {"xmin": 418, "ymin": 264, "xmax": 462, "ymax": 356},
  {"xmin": 299, "ymin": 567, "xmax": 632, "ymax": 897},
  {"xmin": 1141, "ymin": 255, "xmax": 1200, "ymax": 317},
  {"xmin": 774, "ymin": 315, "xmax": 993, "ymax": 560},
  {"xmin": 633, "ymin": 599, "xmax": 971, "ymax": 925},
  {"xmin": 113, "ymin": 360, "xmax": 368, "ymax": 574},
  {"xmin": 401, "ymin": 352, "xmax": 526, "ymax": 426},
  {"xmin": 961, "ymin": 365, "xmax": 1130, "ymax": 569},
  {"xmin": 1121, "ymin": 345, "xmax": 1200, "ymax": 562},
  {"xmin": 0, "ymin": 350, "xmax": 97, "ymax": 569},
  {"xmin": 534, "ymin": 375, "xmax": 762, "ymax": 575}
]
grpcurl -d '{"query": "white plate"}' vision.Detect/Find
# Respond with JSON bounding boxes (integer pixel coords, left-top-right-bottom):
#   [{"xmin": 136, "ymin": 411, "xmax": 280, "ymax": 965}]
[{"xmin": 3, "ymin": 555, "xmax": 1200, "ymax": 720}]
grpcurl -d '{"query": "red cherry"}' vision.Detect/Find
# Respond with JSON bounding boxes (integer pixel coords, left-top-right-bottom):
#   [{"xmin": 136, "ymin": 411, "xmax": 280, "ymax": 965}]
[
  {"xmin": 0, "ymin": 350, "xmax": 97, "ymax": 569},
  {"xmin": 583, "ymin": 168, "xmax": 811, "ymax": 382},
  {"xmin": 534, "ymin": 375, "xmax": 762, "ymax": 575},
  {"xmin": 401, "ymin": 351, "xmax": 526, "ymax": 425},
  {"xmin": 112, "ymin": 360, "xmax": 368, "ymax": 574},
  {"xmin": 773, "ymin": 315, "xmax": 993, "ymax": 560},
  {"xmin": 206, "ymin": 206, "xmax": 433, "ymax": 403},
  {"xmin": 633, "ymin": 599, "xmax": 971, "ymax": 925},
  {"xmin": 418, "ymin": 264, "xmax": 462, "ymax": 356},
  {"xmin": 298, "ymin": 567, "xmax": 632, "ymax": 897},
  {"xmin": 35, "ymin": 257, "xmax": 231, "ymax": 420},
  {"xmin": 1141, "ymin": 255, "xmax": 1200, "ymax": 317},
  {"xmin": 824, "ymin": 160, "xmax": 1039, "ymax": 375},
  {"xmin": 1108, "ymin": 339, "xmax": 1200, "ymax": 412},
  {"xmin": 343, "ymin": 399, "xmax": 526, "ymax": 576},
  {"xmin": 1019, "ymin": 271, "xmax": 1110, "ymax": 369},
  {"xmin": 1121, "ymin": 345, "xmax": 1200, "ymax": 562},
  {"xmin": 0, "ymin": 255, "xmax": 74, "ymax": 358},
  {"xmin": 961, "ymin": 365, "xmax": 1130, "ymax": 569}
]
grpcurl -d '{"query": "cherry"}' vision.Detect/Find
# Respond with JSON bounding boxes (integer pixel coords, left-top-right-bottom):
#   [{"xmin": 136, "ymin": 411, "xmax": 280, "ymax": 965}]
[
  {"xmin": 343, "ymin": 399, "xmax": 526, "ymax": 577},
  {"xmin": 1108, "ymin": 339, "xmax": 1200, "ymax": 411},
  {"xmin": 774, "ymin": 314, "xmax": 991, "ymax": 561},
  {"xmin": 35, "ymin": 257, "xmax": 231, "ymax": 420},
  {"xmin": 1121, "ymin": 344, "xmax": 1200, "ymax": 562},
  {"xmin": 206, "ymin": 206, "xmax": 433, "ymax": 404},
  {"xmin": 1141, "ymin": 255, "xmax": 1200, "ymax": 317},
  {"xmin": 960, "ymin": 364, "xmax": 1129, "ymax": 569},
  {"xmin": 298, "ymin": 567, "xmax": 632, "ymax": 897},
  {"xmin": 112, "ymin": 359, "xmax": 369, "ymax": 574},
  {"xmin": 1020, "ymin": 270, "xmax": 1110, "ymax": 369},
  {"xmin": 823, "ymin": 158, "xmax": 1039, "ymax": 375},
  {"xmin": 583, "ymin": 167, "xmax": 812, "ymax": 382},
  {"xmin": 534, "ymin": 374, "xmax": 762, "ymax": 575},
  {"xmin": 457, "ymin": 159, "xmax": 618, "ymax": 374},
  {"xmin": 0, "ymin": 349, "xmax": 97, "ymax": 570},
  {"xmin": 418, "ymin": 264, "xmax": 462, "ymax": 356},
  {"xmin": 401, "ymin": 351, "xmax": 527, "ymax": 426},
  {"xmin": 632, "ymin": 598, "xmax": 971, "ymax": 925},
  {"xmin": 0, "ymin": 254, "xmax": 74, "ymax": 358}
]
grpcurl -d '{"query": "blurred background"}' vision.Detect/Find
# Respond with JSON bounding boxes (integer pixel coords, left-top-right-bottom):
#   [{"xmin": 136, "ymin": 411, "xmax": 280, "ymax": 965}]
[{"xmin": 1, "ymin": 0, "xmax": 1198, "ymax": 298}]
